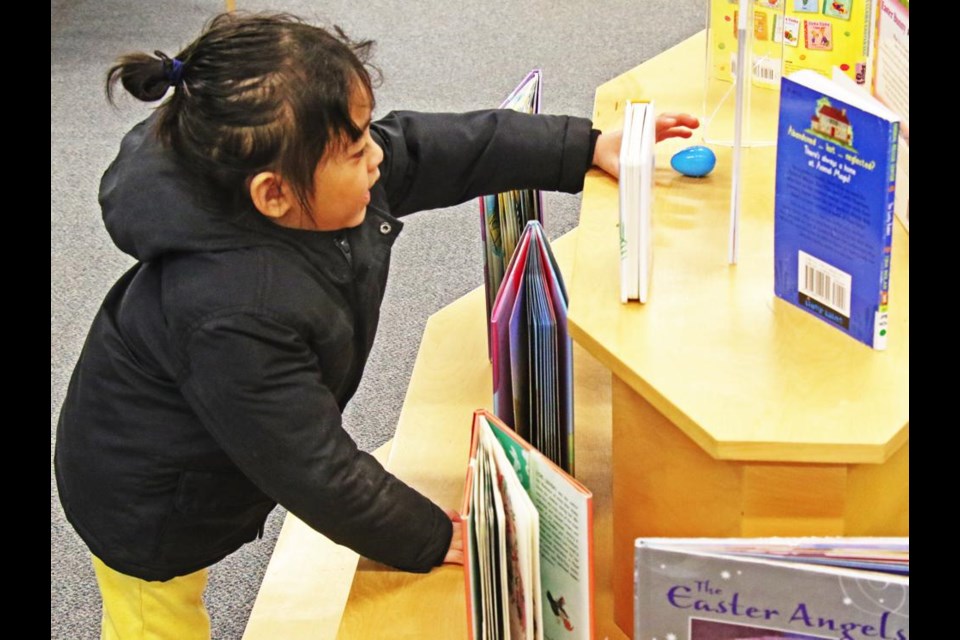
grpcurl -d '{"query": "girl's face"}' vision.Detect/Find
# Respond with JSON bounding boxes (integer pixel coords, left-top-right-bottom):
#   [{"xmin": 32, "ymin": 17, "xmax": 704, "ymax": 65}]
[{"xmin": 304, "ymin": 93, "xmax": 384, "ymax": 231}]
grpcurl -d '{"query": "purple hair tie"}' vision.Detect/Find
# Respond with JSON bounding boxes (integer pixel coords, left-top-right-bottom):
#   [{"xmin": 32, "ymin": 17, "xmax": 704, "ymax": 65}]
[
  {"xmin": 168, "ymin": 59, "xmax": 184, "ymax": 86},
  {"xmin": 155, "ymin": 50, "xmax": 185, "ymax": 87}
]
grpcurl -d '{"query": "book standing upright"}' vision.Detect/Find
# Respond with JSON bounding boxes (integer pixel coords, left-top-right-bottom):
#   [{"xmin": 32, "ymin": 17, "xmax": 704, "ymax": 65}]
[
  {"xmin": 871, "ymin": 0, "xmax": 908, "ymax": 232},
  {"xmin": 481, "ymin": 70, "xmax": 544, "ymax": 357},
  {"xmin": 491, "ymin": 220, "xmax": 574, "ymax": 475},
  {"xmin": 618, "ymin": 100, "xmax": 655, "ymax": 303},
  {"xmin": 773, "ymin": 69, "xmax": 899, "ymax": 349},
  {"xmin": 635, "ymin": 537, "xmax": 909, "ymax": 640},
  {"xmin": 462, "ymin": 409, "xmax": 594, "ymax": 640}
]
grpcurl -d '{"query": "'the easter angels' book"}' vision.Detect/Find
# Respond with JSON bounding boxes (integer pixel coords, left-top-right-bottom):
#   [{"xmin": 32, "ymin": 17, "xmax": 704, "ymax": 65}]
[
  {"xmin": 635, "ymin": 537, "xmax": 909, "ymax": 640},
  {"xmin": 773, "ymin": 69, "xmax": 900, "ymax": 350}
]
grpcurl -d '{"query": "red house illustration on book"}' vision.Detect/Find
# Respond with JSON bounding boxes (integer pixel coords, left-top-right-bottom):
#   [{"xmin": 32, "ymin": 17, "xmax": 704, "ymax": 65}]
[{"xmin": 810, "ymin": 97, "xmax": 853, "ymax": 145}]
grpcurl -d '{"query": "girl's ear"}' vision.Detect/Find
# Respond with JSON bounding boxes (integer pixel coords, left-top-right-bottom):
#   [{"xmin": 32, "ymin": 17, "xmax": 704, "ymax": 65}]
[{"xmin": 248, "ymin": 171, "xmax": 295, "ymax": 220}]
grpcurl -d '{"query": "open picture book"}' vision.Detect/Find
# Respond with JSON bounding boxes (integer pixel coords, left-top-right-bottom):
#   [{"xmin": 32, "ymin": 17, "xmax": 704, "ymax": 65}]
[
  {"xmin": 480, "ymin": 69, "xmax": 544, "ymax": 354},
  {"xmin": 490, "ymin": 220, "xmax": 573, "ymax": 474},
  {"xmin": 618, "ymin": 99, "xmax": 655, "ymax": 303},
  {"xmin": 462, "ymin": 409, "xmax": 594, "ymax": 640}
]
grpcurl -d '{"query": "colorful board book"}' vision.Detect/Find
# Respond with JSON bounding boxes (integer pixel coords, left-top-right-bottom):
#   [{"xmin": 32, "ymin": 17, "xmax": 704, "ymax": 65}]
[
  {"xmin": 782, "ymin": 0, "xmax": 878, "ymax": 86},
  {"xmin": 708, "ymin": 0, "xmax": 878, "ymax": 87},
  {"xmin": 490, "ymin": 220, "xmax": 573, "ymax": 474},
  {"xmin": 618, "ymin": 100, "xmax": 655, "ymax": 304},
  {"xmin": 773, "ymin": 69, "xmax": 899, "ymax": 349},
  {"xmin": 481, "ymin": 69, "xmax": 544, "ymax": 358},
  {"xmin": 707, "ymin": 0, "xmax": 785, "ymax": 88},
  {"xmin": 462, "ymin": 409, "xmax": 594, "ymax": 640},
  {"xmin": 634, "ymin": 537, "xmax": 909, "ymax": 640}
]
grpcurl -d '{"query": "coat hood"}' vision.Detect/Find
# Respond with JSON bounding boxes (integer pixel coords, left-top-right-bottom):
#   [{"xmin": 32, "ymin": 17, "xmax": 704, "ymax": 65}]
[{"xmin": 98, "ymin": 114, "xmax": 266, "ymax": 262}]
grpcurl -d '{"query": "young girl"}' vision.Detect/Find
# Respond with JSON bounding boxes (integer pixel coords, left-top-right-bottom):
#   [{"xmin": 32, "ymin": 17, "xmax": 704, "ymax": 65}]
[{"xmin": 54, "ymin": 11, "xmax": 698, "ymax": 637}]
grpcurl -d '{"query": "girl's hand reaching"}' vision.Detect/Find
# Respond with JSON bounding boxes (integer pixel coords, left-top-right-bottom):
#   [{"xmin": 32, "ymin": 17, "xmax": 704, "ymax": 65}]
[
  {"xmin": 655, "ymin": 112, "xmax": 700, "ymax": 143},
  {"xmin": 592, "ymin": 112, "xmax": 700, "ymax": 179}
]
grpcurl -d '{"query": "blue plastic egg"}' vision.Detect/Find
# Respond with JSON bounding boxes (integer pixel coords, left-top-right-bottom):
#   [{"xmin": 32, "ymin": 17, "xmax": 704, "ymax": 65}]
[{"xmin": 670, "ymin": 145, "xmax": 716, "ymax": 178}]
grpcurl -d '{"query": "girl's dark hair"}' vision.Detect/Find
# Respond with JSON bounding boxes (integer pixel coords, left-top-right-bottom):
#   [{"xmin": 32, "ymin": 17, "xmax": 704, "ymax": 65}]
[{"xmin": 106, "ymin": 12, "xmax": 378, "ymax": 212}]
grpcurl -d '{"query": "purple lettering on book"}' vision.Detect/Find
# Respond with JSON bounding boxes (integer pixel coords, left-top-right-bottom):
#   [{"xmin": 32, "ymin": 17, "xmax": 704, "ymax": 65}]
[
  {"xmin": 788, "ymin": 604, "xmax": 908, "ymax": 640},
  {"xmin": 666, "ymin": 584, "xmax": 779, "ymax": 620}
]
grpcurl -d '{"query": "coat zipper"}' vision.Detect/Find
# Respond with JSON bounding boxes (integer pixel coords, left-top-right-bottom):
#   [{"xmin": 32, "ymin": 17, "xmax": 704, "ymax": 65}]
[
  {"xmin": 333, "ymin": 232, "xmax": 367, "ymax": 402},
  {"xmin": 334, "ymin": 234, "xmax": 353, "ymax": 267}
]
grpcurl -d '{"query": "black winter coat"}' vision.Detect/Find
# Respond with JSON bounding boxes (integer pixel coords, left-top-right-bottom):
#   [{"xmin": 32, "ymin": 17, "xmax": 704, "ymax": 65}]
[{"xmin": 55, "ymin": 108, "xmax": 595, "ymax": 581}]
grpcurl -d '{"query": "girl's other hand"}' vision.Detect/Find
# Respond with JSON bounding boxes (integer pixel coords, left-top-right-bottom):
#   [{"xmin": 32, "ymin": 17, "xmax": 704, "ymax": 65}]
[{"xmin": 442, "ymin": 509, "xmax": 464, "ymax": 565}]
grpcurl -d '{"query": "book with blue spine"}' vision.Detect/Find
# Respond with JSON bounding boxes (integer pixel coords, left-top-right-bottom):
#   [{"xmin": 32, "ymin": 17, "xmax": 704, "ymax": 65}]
[{"xmin": 773, "ymin": 69, "xmax": 900, "ymax": 349}]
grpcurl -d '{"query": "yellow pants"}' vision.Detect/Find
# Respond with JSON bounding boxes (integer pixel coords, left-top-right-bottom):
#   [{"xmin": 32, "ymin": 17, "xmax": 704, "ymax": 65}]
[{"xmin": 92, "ymin": 556, "xmax": 211, "ymax": 640}]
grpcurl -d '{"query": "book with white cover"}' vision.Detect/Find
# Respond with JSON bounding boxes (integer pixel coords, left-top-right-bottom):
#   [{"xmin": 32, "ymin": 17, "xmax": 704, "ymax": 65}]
[{"xmin": 618, "ymin": 100, "xmax": 655, "ymax": 304}]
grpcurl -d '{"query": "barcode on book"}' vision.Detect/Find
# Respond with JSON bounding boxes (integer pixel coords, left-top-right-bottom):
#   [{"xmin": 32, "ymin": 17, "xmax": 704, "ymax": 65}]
[
  {"xmin": 798, "ymin": 250, "xmax": 851, "ymax": 319},
  {"xmin": 730, "ymin": 54, "xmax": 781, "ymax": 86}
]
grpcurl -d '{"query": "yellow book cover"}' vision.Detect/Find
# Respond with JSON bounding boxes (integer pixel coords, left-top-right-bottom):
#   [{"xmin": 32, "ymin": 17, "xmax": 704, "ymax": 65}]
[
  {"xmin": 708, "ymin": 0, "xmax": 785, "ymax": 88},
  {"xmin": 708, "ymin": 0, "xmax": 877, "ymax": 86},
  {"xmin": 782, "ymin": 0, "xmax": 877, "ymax": 85}
]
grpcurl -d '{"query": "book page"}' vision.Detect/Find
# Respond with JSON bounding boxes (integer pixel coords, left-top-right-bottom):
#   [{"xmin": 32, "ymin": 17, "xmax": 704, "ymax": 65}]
[
  {"xmin": 492, "ymin": 233, "xmax": 533, "ymax": 425},
  {"xmin": 532, "ymin": 227, "xmax": 573, "ymax": 473},
  {"xmin": 484, "ymin": 418, "xmax": 541, "ymax": 640},
  {"xmin": 482, "ymin": 435, "xmax": 510, "ymax": 639},
  {"xmin": 508, "ymin": 276, "xmax": 530, "ymax": 441},
  {"xmin": 525, "ymin": 242, "xmax": 561, "ymax": 467},
  {"xmin": 872, "ymin": 0, "xmax": 908, "ymax": 138},
  {"xmin": 502, "ymin": 70, "xmax": 540, "ymax": 113},
  {"xmin": 482, "ymin": 195, "xmax": 505, "ymax": 317},
  {"xmin": 529, "ymin": 455, "xmax": 592, "ymax": 640},
  {"xmin": 465, "ymin": 461, "xmax": 482, "ymax": 639},
  {"xmin": 474, "ymin": 433, "xmax": 494, "ymax": 639}
]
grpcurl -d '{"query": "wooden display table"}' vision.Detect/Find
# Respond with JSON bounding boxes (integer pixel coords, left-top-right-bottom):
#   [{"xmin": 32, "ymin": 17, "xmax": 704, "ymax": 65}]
[
  {"xmin": 566, "ymin": 32, "xmax": 909, "ymax": 635},
  {"xmin": 245, "ymin": 30, "xmax": 908, "ymax": 639},
  {"xmin": 245, "ymin": 230, "xmax": 630, "ymax": 639}
]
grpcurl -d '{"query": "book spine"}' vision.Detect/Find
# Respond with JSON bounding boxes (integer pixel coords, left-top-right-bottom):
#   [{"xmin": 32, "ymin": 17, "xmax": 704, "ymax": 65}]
[{"xmin": 873, "ymin": 120, "xmax": 899, "ymax": 350}]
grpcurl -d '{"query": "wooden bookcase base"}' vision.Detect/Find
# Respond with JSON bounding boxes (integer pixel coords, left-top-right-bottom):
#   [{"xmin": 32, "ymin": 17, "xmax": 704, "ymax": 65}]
[{"xmin": 610, "ymin": 375, "xmax": 909, "ymax": 633}]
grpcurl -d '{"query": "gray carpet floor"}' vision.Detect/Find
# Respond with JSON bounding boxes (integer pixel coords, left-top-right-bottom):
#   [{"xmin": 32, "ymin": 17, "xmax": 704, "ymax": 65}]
[{"xmin": 51, "ymin": 1, "xmax": 703, "ymax": 637}]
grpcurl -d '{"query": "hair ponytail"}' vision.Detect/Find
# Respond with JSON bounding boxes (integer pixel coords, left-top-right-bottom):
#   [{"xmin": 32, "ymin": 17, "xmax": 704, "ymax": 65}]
[
  {"xmin": 103, "ymin": 12, "xmax": 379, "ymax": 213},
  {"xmin": 106, "ymin": 51, "xmax": 182, "ymax": 104}
]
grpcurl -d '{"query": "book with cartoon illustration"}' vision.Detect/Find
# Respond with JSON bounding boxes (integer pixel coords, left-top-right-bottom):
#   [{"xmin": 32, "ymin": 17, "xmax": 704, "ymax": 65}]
[
  {"xmin": 462, "ymin": 409, "xmax": 594, "ymax": 640},
  {"xmin": 703, "ymin": 0, "xmax": 786, "ymax": 147},
  {"xmin": 781, "ymin": 0, "xmax": 879, "ymax": 86},
  {"xmin": 707, "ymin": 0, "xmax": 879, "ymax": 88},
  {"xmin": 480, "ymin": 70, "xmax": 544, "ymax": 358},
  {"xmin": 634, "ymin": 537, "xmax": 909, "ymax": 640},
  {"xmin": 773, "ymin": 69, "xmax": 899, "ymax": 349},
  {"xmin": 707, "ymin": 0, "xmax": 786, "ymax": 88}
]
